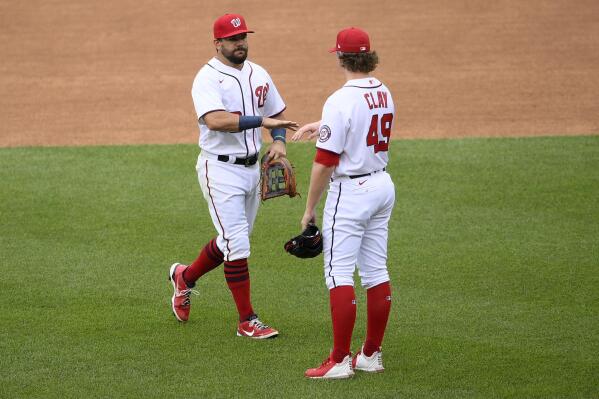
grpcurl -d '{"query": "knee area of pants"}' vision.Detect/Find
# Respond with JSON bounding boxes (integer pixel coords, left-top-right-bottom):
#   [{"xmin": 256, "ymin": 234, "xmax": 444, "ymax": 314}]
[
  {"xmin": 221, "ymin": 234, "xmax": 249, "ymax": 249},
  {"xmin": 220, "ymin": 242, "xmax": 250, "ymax": 261},
  {"xmin": 325, "ymin": 275, "xmax": 354, "ymax": 290},
  {"xmin": 361, "ymin": 272, "xmax": 390, "ymax": 289}
]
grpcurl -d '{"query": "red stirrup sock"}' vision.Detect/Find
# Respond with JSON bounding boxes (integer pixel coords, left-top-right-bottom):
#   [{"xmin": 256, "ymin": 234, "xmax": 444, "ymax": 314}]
[
  {"xmin": 329, "ymin": 285, "xmax": 357, "ymax": 363},
  {"xmin": 183, "ymin": 238, "xmax": 224, "ymax": 285},
  {"xmin": 224, "ymin": 258, "xmax": 254, "ymax": 321},
  {"xmin": 363, "ymin": 281, "xmax": 392, "ymax": 356}
]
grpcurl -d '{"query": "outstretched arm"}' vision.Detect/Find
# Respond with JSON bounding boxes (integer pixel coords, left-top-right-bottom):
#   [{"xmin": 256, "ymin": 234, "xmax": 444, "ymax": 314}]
[
  {"xmin": 203, "ymin": 111, "xmax": 299, "ymax": 133},
  {"xmin": 263, "ymin": 111, "xmax": 299, "ymax": 131},
  {"xmin": 291, "ymin": 120, "xmax": 321, "ymax": 141}
]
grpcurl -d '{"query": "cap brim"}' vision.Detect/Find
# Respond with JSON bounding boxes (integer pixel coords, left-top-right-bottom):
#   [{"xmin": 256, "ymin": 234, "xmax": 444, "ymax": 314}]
[
  {"xmin": 217, "ymin": 29, "xmax": 254, "ymax": 39},
  {"xmin": 328, "ymin": 47, "xmax": 339, "ymax": 53}
]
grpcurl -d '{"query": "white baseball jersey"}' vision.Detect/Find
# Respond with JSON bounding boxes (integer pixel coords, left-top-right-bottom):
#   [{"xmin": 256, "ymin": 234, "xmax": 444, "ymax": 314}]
[
  {"xmin": 316, "ymin": 76, "xmax": 396, "ymax": 290},
  {"xmin": 191, "ymin": 57, "xmax": 286, "ymax": 158},
  {"xmin": 191, "ymin": 57, "xmax": 287, "ymax": 261},
  {"xmin": 316, "ymin": 77, "xmax": 394, "ymax": 178}
]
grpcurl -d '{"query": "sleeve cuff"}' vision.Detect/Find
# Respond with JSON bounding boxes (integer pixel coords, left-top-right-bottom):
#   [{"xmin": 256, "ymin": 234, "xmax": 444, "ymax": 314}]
[
  {"xmin": 314, "ymin": 148, "xmax": 340, "ymax": 167},
  {"xmin": 198, "ymin": 109, "xmax": 226, "ymax": 123},
  {"xmin": 268, "ymin": 106, "xmax": 287, "ymax": 118}
]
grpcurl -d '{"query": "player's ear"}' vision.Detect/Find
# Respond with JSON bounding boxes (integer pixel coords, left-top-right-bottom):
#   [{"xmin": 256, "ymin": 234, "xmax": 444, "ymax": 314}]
[{"xmin": 214, "ymin": 39, "xmax": 222, "ymax": 52}]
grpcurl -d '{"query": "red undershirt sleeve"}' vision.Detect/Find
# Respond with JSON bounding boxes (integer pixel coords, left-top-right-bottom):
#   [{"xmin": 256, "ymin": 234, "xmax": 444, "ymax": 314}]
[{"xmin": 314, "ymin": 148, "xmax": 340, "ymax": 167}]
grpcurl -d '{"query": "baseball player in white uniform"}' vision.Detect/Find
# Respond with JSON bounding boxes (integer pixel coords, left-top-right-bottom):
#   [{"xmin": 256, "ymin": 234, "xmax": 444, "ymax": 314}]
[
  {"xmin": 292, "ymin": 27, "xmax": 395, "ymax": 378},
  {"xmin": 168, "ymin": 13, "xmax": 298, "ymax": 339}
]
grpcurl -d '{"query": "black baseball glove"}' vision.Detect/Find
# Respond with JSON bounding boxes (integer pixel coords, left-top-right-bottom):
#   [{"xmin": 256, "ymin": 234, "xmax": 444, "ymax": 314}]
[{"xmin": 284, "ymin": 223, "xmax": 323, "ymax": 258}]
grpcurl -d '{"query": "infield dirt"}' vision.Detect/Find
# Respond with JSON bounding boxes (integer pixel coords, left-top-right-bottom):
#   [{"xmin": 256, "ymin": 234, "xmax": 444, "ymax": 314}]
[{"xmin": 1, "ymin": 0, "xmax": 598, "ymax": 147}]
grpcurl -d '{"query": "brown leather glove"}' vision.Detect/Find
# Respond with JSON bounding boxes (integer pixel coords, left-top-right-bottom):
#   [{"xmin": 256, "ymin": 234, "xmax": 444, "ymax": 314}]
[{"xmin": 260, "ymin": 154, "xmax": 298, "ymax": 201}]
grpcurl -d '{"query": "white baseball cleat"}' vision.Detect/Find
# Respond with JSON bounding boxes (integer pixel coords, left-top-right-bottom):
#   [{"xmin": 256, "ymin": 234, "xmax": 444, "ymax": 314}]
[
  {"xmin": 352, "ymin": 346, "xmax": 384, "ymax": 373},
  {"xmin": 305, "ymin": 354, "xmax": 355, "ymax": 379}
]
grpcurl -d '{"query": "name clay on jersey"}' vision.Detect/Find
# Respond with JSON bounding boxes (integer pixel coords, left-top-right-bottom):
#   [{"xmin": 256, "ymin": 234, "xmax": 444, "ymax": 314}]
[{"xmin": 316, "ymin": 77, "xmax": 395, "ymax": 178}]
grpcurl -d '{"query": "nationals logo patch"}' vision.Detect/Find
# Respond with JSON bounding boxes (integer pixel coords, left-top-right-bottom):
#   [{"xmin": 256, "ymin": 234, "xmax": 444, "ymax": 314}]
[{"xmin": 318, "ymin": 125, "xmax": 332, "ymax": 142}]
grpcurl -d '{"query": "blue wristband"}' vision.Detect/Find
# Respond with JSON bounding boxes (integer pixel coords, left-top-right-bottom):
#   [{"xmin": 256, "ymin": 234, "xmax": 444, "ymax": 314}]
[
  {"xmin": 238, "ymin": 116, "xmax": 263, "ymax": 131},
  {"xmin": 271, "ymin": 128, "xmax": 286, "ymax": 143}
]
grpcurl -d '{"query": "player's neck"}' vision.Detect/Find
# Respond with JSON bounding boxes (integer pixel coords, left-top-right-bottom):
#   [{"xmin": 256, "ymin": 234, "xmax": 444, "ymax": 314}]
[
  {"xmin": 216, "ymin": 53, "xmax": 244, "ymax": 70},
  {"xmin": 343, "ymin": 70, "xmax": 370, "ymax": 81}
]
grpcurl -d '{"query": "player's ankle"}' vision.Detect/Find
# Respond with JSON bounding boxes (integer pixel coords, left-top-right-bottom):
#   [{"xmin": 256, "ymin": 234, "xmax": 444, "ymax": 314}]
[
  {"xmin": 332, "ymin": 349, "xmax": 350, "ymax": 363},
  {"xmin": 181, "ymin": 269, "xmax": 196, "ymax": 287},
  {"xmin": 362, "ymin": 341, "xmax": 380, "ymax": 357}
]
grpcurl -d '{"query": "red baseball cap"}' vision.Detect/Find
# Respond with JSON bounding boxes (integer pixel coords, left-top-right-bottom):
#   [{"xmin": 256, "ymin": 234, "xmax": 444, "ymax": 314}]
[
  {"xmin": 329, "ymin": 27, "xmax": 370, "ymax": 53},
  {"xmin": 213, "ymin": 14, "xmax": 254, "ymax": 39}
]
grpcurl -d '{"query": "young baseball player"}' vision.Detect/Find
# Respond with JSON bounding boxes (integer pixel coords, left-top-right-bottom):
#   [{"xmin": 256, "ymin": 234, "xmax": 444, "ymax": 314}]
[
  {"xmin": 292, "ymin": 27, "xmax": 395, "ymax": 378},
  {"xmin": 168, "ymin": 13, "xmax": 298, "ymax": 339}
]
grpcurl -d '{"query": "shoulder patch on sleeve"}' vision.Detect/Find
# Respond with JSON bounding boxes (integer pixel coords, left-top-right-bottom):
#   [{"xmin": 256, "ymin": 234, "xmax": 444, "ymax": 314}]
[{"xmin": 318, "ymin": 125, "xmax": 332, "ymax": 143}]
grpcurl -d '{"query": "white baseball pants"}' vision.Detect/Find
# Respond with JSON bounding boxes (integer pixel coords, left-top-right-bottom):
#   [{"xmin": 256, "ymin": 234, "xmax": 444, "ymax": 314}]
[
  {"xmin": 196, "ymin": 152, "xmax": 261, "ymax": 262},
  {"xmin": 322, "ymin": 171, "xmax": 395, "ymax": 290}
]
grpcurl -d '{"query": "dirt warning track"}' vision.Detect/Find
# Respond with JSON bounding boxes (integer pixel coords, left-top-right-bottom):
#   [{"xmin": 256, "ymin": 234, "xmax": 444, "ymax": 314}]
[{"xmin": 1, "ymin": 0, "xmax": 598, "ymax": 147}]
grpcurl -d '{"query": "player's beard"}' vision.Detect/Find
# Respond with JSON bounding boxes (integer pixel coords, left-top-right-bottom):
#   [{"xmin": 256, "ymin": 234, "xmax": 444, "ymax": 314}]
[{"xmin": 222, "ymin": 46, "xmax": 248, "ymax": 65}]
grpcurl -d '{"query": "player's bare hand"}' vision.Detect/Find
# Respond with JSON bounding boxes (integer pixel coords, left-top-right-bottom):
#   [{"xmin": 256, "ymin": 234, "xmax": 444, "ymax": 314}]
[
  {"xmin": 301, "ymin": 209, "xmax": 316, "ymax": 230},
  {"xmin": 266, "ymin": 140, "xmax": 286, "ymax": 161},
  {"xmin": 291, "ymin": 120, "xmax": 321, "ymax": 141},
  {"xmin": 262, "ymin": 117, "xmax": 299, "ymax": 131}
]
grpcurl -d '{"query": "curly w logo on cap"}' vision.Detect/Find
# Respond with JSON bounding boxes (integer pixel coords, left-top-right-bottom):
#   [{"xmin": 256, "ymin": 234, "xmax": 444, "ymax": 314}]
[{"xmin": 213, "ymin": 13, "xmax": 254, "ymax": 39}]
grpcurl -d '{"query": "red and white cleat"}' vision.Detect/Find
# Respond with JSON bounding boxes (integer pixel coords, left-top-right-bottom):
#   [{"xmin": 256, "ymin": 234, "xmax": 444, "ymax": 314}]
[
  {"xmin": 305, "ymin": 354, "xmax": 354, "ymax": 379},
  {"xmin": 168, "ymin": 263, "xmax": 197, "ymax": 322},
  {"xmin": 352, "ymin": 346, "xmax": 384, "ymax": 373},
  {"xmin": 236, "ymin": 315, "xmax": 279, "ymax": 339}
]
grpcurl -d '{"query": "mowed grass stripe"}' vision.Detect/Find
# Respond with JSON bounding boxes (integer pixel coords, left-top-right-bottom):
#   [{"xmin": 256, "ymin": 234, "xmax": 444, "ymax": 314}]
[{"xmin": 1, "ymin": 136, "xmax": 597, "ymax": 398}]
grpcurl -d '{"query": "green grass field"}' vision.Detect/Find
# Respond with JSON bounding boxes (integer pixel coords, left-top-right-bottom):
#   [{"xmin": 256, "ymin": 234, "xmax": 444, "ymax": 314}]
[{"xmin": 1, "ymin": 136, "xmax": 598, "ymax": 398}]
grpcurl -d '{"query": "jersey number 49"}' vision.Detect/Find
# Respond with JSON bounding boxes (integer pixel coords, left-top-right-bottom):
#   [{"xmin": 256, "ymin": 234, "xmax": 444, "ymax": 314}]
[{"xmin": 366, "ymin": 113, "xmax": 393, "ymax": 153}]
